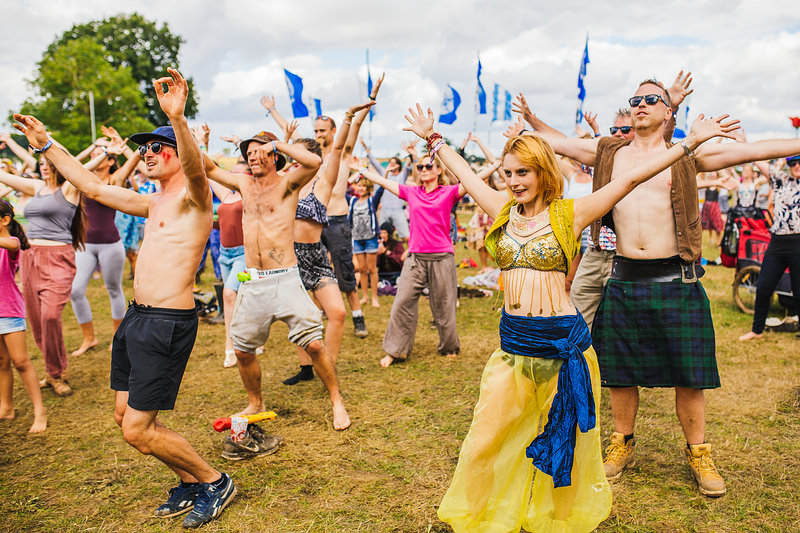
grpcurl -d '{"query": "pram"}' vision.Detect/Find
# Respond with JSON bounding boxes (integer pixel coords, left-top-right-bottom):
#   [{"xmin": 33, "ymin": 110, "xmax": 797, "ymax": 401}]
[{"xmin": 722, "ymin": 205, "xmax": 794, "ymax": 314}]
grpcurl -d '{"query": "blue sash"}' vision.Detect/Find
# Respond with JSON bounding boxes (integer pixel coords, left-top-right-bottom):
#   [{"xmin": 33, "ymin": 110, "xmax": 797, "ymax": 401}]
[{"xmin": 498, "ymin": 310, "xmax": 595, "ymax": 488}]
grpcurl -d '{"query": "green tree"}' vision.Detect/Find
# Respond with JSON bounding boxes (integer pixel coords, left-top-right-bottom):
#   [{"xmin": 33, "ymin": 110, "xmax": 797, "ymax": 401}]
[
  {"xmin": 18, "ymin": 37, "xmax": 153, "ymax": 153},
  {"xmin": 47, "ymin": 13, "xmax": 198, "ymax": 125}
]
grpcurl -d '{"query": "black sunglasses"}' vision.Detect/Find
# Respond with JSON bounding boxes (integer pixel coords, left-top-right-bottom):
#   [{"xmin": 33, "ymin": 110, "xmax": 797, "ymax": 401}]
[
  {"xmin": 138, "ymin": 141, "xmax": 175, "ymax": 157},
  {"xmin": 416, "ymin": 164, "xmax": 434, "ymax": 171},
  {"xmin": 609, "ymin": 126, "xmax": 632, "ymax": 135},
  {"xmin": 787, "ymin": 159, "xmax": 800, "ymax": 168},
  {"xmin": 628, "ymin": 94, "xmax": 669, "ymax": 108}
]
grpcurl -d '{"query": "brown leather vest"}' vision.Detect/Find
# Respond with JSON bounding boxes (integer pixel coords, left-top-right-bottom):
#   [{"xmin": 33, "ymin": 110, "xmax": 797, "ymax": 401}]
[{"xmin": 589, "ymin": 136, "xmax": 702, "ymax": 262}]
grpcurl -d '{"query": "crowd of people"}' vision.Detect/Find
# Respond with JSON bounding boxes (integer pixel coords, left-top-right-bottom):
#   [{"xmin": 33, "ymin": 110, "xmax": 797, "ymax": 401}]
[{"xmin": 1, "ymin": 64, "xmax": 799, "ymax": 532}]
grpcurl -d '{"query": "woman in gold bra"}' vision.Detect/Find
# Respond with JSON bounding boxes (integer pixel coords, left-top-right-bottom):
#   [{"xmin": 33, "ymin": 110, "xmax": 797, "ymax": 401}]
[{"xmin": 401, "ymin": 104, "xmax": 738, "ymax": 532}]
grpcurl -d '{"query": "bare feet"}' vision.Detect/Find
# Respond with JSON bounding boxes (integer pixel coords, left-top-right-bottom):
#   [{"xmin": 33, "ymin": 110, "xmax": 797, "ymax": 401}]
[
  {"xmin": 739, "ymin": 331, "xmax": 763, "ymax": 342},
  {"xmin": 444, "ymin": 353, "xmax": 458, "ymax": 359},
  {"xmin": 379, "ymin": 355, "xmax": 395, "ymax": 368},
  {"xmin": 71, "ymin": 338, "xmax": 98, "ymax": 357},
  {"xmin": 223, "ymin": 350, "xmax": 237, "ymax": 368},
  {"xmin": 0, "ymin": 406, "xmax": 15, "ymax": 420},
  {"xmin": 371, "ymin": 298, "xmax": 380, "ymax": 308},
  {"xmin": 359, "ymin": 297, "xmax": 368, "ymax": 305},
  {"xmin": 332, "ymin": 400, "xmax": 351, "ymax": 431},
  {"xmin": 29, "ymin": 409, "xmax": 47, "ymax": 433},
  {"xmin": 233, "ymin": 403, "xmax": 265, "ymax": 417}
]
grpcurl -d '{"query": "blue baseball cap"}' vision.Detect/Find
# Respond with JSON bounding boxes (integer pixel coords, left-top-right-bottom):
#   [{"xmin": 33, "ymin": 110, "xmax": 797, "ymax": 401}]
[
  {"xmin": 786, "ymin": 154, "xmax": 800, "ymax": 164},
  {"xmin": 130, "ymin": 126, "xmax": 178, "ymax": 148}
]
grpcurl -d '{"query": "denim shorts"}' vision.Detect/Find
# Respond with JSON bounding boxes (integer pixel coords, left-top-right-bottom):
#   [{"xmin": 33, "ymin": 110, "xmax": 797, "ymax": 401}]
[
  {"xmin": 219, "ymin": 245, "xmax": 246, "ymax": 291},
  {"xmin": 353, "ymin": 237, "xmax": 379, "ymax": 254},
  {"xmin": 0, "ymin": 317, "xmax": 26, "ymax": 334}
]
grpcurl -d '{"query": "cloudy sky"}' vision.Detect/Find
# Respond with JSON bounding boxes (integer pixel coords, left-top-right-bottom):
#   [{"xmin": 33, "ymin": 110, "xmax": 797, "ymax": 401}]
[{"xmin": 2, "ymin": 0, "xmax": 799, "ymax": 157}]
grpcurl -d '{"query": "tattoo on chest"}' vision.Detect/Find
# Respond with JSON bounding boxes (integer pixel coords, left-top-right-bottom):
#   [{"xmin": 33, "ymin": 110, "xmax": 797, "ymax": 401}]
[{"xmin": 268, "ymin": 248, "xmax": 285, "ymax": 264}]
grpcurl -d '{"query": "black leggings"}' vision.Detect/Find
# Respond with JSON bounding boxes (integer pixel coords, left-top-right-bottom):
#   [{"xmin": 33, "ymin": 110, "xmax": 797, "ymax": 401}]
[{"xmin": 751, "ymin": 234, "xmax": 800, "ymax": 334}]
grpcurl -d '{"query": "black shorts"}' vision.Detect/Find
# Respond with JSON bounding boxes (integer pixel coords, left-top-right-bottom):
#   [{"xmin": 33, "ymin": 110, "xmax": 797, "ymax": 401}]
[
  {"xmin": 321, "ymin": 215, "xmax": 357, "ymax": 293},
  {"xmin": 110, "ymin": 303, "xmax": 198, "ymax": 411},
  {"xmin": 295, "ymin": 241, "xmax": 338, "ymax": 291}
]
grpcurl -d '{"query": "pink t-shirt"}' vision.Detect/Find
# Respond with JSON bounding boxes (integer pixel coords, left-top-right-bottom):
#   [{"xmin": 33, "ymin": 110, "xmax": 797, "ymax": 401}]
[
  {"xmin": 0, "ymin": 238, "xmax": 25, "ymax": 318},
  {"xmin": 398, "ymin": 184, "xmax": 461, "ymax": 254}
]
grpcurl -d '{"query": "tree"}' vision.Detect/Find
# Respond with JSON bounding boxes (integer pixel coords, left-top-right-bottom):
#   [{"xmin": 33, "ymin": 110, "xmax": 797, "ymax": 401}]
[
  {"xmin": 18, "ymin": 37, "xmax": 153, "ymax": 153},
  {"xmin": 47, "ymin": 13, "xmax": 198, "ymax": 125}
]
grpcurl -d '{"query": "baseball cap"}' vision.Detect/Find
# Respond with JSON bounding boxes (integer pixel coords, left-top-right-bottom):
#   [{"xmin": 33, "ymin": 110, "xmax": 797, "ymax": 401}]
[{"xmin": 130, "ymin": 126, "xmax": 178, "ymax": 148}]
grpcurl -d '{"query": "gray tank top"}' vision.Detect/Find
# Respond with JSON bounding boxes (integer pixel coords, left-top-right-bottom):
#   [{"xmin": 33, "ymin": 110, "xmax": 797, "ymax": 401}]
[{"xmin": 23, "ymin": 187, "xmax": 77, "ymax": 244}]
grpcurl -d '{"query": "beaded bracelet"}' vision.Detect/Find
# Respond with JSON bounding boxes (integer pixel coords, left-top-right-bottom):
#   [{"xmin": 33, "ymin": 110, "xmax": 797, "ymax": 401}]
[
  {"xmin": 429, "ymin": 139, "xmax": 445, "ymax": 163},
  {"xmin": 426, "ymin": 132, "xmax": 442, "ymax": 148}
]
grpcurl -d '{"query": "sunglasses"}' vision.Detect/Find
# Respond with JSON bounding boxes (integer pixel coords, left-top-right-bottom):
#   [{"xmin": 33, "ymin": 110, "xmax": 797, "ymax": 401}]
[
  {"xmin": 609, "ymin": 126, "xmax": 632, "ymax": 135},
  {"xmin": 416, "ymin": 164, "xmax": 434, "ymax": 171},
  {"xmin": 787, "ymin": 159, "xmax": 800, "ymax": 168},
  {"xmin": 137, "ymin": 141, "xmax": 176, "ymax": 157},
  {"xmin": 628, "ymin": 94, "xmax": 669, "ymax": 108}
]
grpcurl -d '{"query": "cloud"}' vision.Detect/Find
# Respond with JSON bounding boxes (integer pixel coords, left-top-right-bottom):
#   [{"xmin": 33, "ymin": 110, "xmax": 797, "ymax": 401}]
[{"xmin": 2, "ymin": 0, "xmax": 799, "ymax": 154}]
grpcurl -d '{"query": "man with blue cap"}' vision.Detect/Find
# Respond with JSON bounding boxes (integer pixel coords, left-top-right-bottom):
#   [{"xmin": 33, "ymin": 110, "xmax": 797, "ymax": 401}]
[{"xmin": 13, "ymin": 67, "xmax": 235, "ymax": 529}]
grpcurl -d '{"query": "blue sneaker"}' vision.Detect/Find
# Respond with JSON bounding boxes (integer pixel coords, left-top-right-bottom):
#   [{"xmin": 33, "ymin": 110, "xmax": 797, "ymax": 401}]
[
  {"xmin": 182, "ymin": 473, "xmax": 236, "ymax": 529},
  {"xmin": 154, "ymin": 482, "xmax": 200, "ymax": 518}
]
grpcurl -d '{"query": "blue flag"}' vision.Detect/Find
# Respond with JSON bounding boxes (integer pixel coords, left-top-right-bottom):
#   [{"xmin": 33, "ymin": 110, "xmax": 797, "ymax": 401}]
[
  {"xmin": 367, "ymin": 69, "xmax": 374, "ymax": 121},
  {"xmin": 477, "ymin": 59, "xmax": 487, "ymax": 115},
  {"xmin": 672, "ymin": 94, "xmax": 691, "ymax": 140},
  {"xmin": 575, "ymin": 35, "xmax": 590, "ymax": 125},
  {"xmin": 283, "ymin": 69, "xmax": 309, "ymax": 118},
  {"xmin": 314, "ymin": 98, "xmax": 322, "ymax": 118},
  {"xmin": 439, "ymin": 85, "xmax": 461, "ymax": 125},
  {"xmin": 492, "ymin": 83, "xmax": 500, "ymax": 122},
  {"xmin": 503, "ymin": 90, "xmax": 512, "ymax": 121}
]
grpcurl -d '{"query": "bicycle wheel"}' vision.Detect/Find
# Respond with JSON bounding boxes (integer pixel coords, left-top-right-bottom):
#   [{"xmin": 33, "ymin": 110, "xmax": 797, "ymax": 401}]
[{"xmin": 733, "ymin": 265, "xmax": 766, "ymax": 314}]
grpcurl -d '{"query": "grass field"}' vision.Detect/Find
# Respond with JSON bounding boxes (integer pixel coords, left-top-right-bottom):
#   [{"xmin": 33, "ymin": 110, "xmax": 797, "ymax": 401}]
[{"xmin": 1, "ymin": 239, "xmax": 799, "ymax": 532}]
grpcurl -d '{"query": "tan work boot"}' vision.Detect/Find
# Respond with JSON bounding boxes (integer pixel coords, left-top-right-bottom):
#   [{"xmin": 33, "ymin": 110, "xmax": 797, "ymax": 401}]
[
  {"xmin": 45, "ymin": 374, "xmax": 73, "ymax": 397},
  {"xmin": 686, "ymin": 443, "xmax": 726, "ymax": 497},
  {"xmin": 603, "ymin": 432, "xmax": 635, "ymax": 481}
]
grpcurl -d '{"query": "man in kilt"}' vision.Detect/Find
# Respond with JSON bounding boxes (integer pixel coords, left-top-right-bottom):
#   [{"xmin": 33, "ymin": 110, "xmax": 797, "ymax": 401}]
[{"xmin": 527, "ymin": 76, "xmax": 800, "ymax": 497}]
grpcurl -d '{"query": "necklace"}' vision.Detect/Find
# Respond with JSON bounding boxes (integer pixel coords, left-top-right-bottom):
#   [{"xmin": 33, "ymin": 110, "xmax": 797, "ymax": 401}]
[{"xmin": 509, "ymin": 204, "xmax": 548, "ymax": 238}]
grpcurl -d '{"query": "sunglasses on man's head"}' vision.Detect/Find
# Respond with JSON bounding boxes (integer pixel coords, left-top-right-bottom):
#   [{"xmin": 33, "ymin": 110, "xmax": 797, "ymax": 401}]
[
  {"xmin": 416, "ymin": 164, "xmax": 434, "ymax": 171},
  {"xmin": 137, "ymin": 141, "xmax": 175, "ymax": 157},
  {"xmin": 628, "ymin": 94, "xmax": 669, "ymax": 108},
  {"xmin": 609, "ymin": 126, "xmax": 632, "ymax": 135}
]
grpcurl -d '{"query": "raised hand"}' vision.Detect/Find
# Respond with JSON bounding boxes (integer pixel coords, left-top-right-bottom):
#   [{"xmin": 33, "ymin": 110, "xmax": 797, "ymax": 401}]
[
  {"xmin": 153, "ymin": 67, "xmax": 189, "ymax": 120},
  {"xmin": 359, "ymin": 139, "xmax": 369, "ymax": 152},
  {"xmin": 668, "ymin": 70, "xmax": 693, "ymax": 109},
  {"xmin": 731, "ymin": 128, "xmax": 747, "ymax": 143},
  {"xmin": 106, "ymin": 134, "xmax": 129, "ymax": 156},
  {"xmin": 191, "ymin": 123, "xmax": 210, "ymax": 146},
  {"xmin": 260, "ymin": 95, "xmax": 275, "ymax": 111},
  {"xmin": 101, "ymin": 125, "xmax": 123, "ymax": 143},
  {"xmin": 512, "ymin": 93, "xmax": 535, "ymax": 124},
  {"xmin": 11, "ymin": 114, "xmax": 49, "ymax": 150},
  {"xmin": 220, "ymin": 134, "xmax": 241, "ymax": 146},
  {"xmin": 583, "ymin": 111, "xmax": 599, "ymax": 134},
  {"xmin": 402, "ymin": 103, "xmax": 435, "ymax": 140},
  {"xmin": 688, "ymin": 114, "xmax": 741, "ymax": 146},
  {"xmin": 370, "ymin": 73, "xmax": 385, "ymax": 100},
  {"xmin": 345, "ymin": 154, "xmax": 361, "ymax": 171},
  {"xmin": 503, "ymin": 117, "xmax": 525, "ymax": 139},
  {"xmin": 283, "ymin": 120, "xmax": 299, "ymax": 143},
  {"xmin": 0, "ymin": 132, "xmax": 10, "ymax": 143},
  {"xmin": 349, "ymin": 101, "xmax": 376, "ymax": 116},
  {"xmin": 402, "ymin": 139, "xmax": 419, "ymax": 154}
]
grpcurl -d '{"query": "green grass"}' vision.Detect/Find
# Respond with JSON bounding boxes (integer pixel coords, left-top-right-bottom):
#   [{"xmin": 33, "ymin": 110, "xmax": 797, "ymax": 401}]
[{"xmin": 1, "ymin": 236, "xmax": 799, "ymax": 532}]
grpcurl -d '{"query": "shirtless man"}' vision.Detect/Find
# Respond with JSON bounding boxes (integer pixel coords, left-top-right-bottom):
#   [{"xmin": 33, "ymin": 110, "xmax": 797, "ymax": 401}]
[
  {"xmin": 260, "ymin": 75, "xmax": 384, "ymax": 338},
  {"xmin": 527, "ymin": 76, "xmax": 800, "ymax": 497},
  {"xmin": 13, "ymin": 68, "xmax": 235, "ymax": 528},
  {"xmin": 202, "ymin": 131, "xmax": 351, "ymax": 430}
]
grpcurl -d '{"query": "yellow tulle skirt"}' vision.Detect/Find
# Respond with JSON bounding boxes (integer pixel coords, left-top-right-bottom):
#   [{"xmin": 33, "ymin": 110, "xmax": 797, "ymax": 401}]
[{"xmin": 438, "ymin": 347, "xmax": 611, "ymax": 533}]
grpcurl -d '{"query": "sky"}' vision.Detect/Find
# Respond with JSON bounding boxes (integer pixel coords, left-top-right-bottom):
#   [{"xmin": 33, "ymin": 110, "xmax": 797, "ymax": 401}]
[{"xmin": 2, "ymin": 0, "xmax": 799, "ymax": 158}]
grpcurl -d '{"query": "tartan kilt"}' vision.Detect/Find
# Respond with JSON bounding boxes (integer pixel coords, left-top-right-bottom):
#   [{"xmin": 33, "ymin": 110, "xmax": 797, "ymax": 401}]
[{"xmin": 591, "ymin": 279, "xmax": 720, "ymax": 389}]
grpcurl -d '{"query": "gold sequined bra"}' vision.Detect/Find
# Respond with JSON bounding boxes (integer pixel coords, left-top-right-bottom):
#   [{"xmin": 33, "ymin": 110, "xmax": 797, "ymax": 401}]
[{"xmin": 495, "ymin": 227, "xmax": 568, "ymax": 273}]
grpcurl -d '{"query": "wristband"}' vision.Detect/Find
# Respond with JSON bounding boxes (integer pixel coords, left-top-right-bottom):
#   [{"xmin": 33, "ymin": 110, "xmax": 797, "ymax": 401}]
[
  {"xmin": 265, "ymin": 108, "xmax": 273, "ymax": 116},
  {"xmin": 680, "ymin": 141, "xmax": 693, "ymax": 157},
  {"xmin": 33, "ymin": 140, "xmax": 52, "ymax": 154},
  {"xmin": 594, "ymin": 132, "xmax": 602, "ymax": 138}
]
